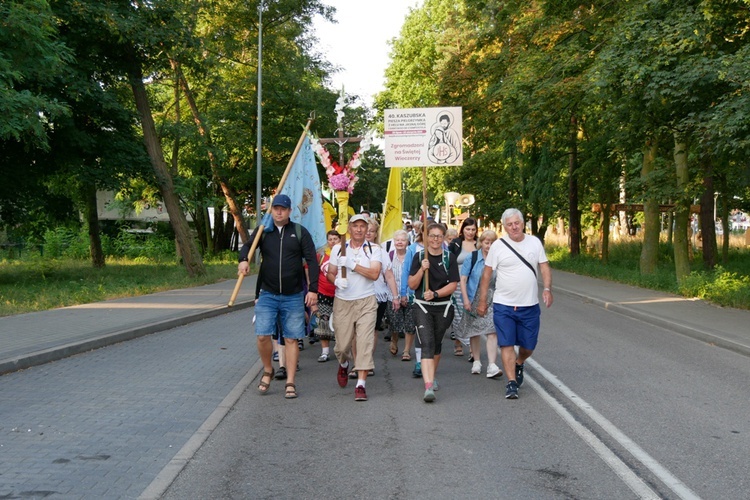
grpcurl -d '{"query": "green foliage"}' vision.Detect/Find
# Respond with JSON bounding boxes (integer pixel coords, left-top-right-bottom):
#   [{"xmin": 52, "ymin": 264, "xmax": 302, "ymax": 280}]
[
  {"xmin": 40, "ymin": 226, "xmax": 176, "ymax": 261},
  {"xmin": 677, "ymin": 259, "xmax": 750, "ymax": 310},
  {"xmin": 4, "ymin": 0, "xmax": 750, "ymax": 284},
  {"xmin": 0, "ymin": 0, "xmax": 72, "ymax": 147},
  {"xmin": 375, "ymin": 0, "xmax": 750, "ymax": 287},
  {"xmin": 109, "ymin": 231, "xmax": 175, "ymax": 261},
  {"xmin": 351, "ymin": 146, "xmax": 389, "ymax": 213},
  {"xmin": 0, "ymin": 258, "xmax": 240, "ymax": 317},
  {"xmin": 2, "ymin": 0, "xmax": 340, "ymax": 263},
  {"xmin": 42, "ymin": 227, "xmax": 87, "ymax": 259}
]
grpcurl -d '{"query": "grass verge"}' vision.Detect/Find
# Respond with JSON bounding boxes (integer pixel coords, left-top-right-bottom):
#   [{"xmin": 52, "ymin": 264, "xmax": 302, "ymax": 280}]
[
  {"xmin": 2, "ymin": 240, "xmax": 748, "ymax": 316},
  {"xmin": 0, "ymin": 256, "xmax": 252, "ymax": 317},
  {"xmin": 547, "ymin": 240, "xmax": 750, "ymax": 310}
]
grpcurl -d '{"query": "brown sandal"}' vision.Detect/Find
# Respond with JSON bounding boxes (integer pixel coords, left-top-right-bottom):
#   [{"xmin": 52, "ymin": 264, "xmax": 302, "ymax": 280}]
[
  {"xmin": 258, "ymin": 369, "xmax": 274, "ymax": 395},
  {"xmin": 389, "ymin": 339, "xmax": 398, "ymax": 356},
  {"xmin": 401, "ymin": 352, "xmax": 411, "ymax": 361},
  {"xmin": 285, "ymin": 383, "xmax": 298, "ymax": 399}
]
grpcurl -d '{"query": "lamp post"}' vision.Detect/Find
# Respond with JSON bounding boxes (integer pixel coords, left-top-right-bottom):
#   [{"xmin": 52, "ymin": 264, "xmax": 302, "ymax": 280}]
[{"xmin": 256, "ymin": 0, "xmax": 264, "ymax": 229}]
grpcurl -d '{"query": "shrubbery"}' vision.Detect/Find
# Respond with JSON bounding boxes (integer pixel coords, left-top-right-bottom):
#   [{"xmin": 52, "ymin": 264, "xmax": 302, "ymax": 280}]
[
  {"xmin": 547, "ymin": 241, "xmax": 750, "ymax": 310},
  {"xmin": 40, "ymin": 226, "xmax": 176, "ymax": 261},
  {"xmin": 678, "ymin": 267, "xmax": 750, "ymax": 310}
]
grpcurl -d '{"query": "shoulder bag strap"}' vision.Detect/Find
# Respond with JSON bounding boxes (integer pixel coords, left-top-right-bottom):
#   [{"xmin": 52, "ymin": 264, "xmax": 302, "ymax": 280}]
[{"xmin": 499, "ymin": 238, "xmax": 537, "ymax": 279}]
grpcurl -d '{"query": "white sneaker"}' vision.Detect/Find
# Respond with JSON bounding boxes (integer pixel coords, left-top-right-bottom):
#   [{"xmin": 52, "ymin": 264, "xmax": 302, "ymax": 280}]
[
  {"xmin": 471, "ymin": 360, "xmax": 482, "ymax": 374},
  {"xmin": 486, "ymin": 363, "xmax": 503, "ymax": 379},
  {"xmin": 317, "ymin": 353, "xmax": 330, "ymax": 362}
]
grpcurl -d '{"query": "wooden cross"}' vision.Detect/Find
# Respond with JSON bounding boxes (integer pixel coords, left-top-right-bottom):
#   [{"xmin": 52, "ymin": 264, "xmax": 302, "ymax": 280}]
[
  {"xmin": 317, "ymin": 126, "xmax": 365, "ymax": 166},
  {"xmin": 318, "ymin": 126, "xmax": 364, "ymax": 278}
]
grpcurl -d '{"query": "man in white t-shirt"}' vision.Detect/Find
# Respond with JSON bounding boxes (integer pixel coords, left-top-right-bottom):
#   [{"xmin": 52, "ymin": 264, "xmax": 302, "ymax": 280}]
[
  {"xmin": 326, "ymin": 214, "xmax": 382, "ymax": 402},
  {"xmin": 477, "ymin": 208, "xmax": 553, "ymax": 400}
]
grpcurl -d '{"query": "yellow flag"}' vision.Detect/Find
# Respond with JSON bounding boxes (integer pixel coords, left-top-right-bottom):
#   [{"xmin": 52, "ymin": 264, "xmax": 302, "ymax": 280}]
[
  {"xmin": 322, "ymin": 200, "xmax": 337, "ymax": 231},
  {"xmin": 380, "ymin": 167, "xmax": 402, "ymax": 241}
]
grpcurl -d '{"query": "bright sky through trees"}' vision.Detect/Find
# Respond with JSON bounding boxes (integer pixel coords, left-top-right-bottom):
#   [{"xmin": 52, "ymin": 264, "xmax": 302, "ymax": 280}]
[{"xmin": 312, "ymin": 0, "xmax": 421, "ymax": 104}]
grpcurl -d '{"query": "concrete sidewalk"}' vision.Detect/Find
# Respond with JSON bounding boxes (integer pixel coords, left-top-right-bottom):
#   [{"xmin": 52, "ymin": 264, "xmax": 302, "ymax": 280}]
[
  {"xmin": 553, "ymin": 271, "xmax": 750, "ymax": 358},
  {"xmin": 0, "ymin": 276, "xmax": 257, "ymax": 375},
  {"xmin": 1, "ymin": 269, "xmax": 748, "ymax": 377}
]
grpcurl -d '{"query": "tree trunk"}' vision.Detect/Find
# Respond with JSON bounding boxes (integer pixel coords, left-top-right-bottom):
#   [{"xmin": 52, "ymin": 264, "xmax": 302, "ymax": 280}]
[
  {"xmin": 666, "ymin": 208, "xmax": 674, "ymax": 245},
  {"xmin": 568, "ymin": 113, "xmax": 580, "ymax": 256},
  {"xmin": 537, "ymin": 219, "xmax": 547, "ymax": 246},
  {"xmin": 203, "ymin": 206, "xmax": 214, "ymax": 254},
  {"xmin": 673, "ymin": 134, "xmax": 690, "ymax": 283},
  {"xmin": 171, "ymin": 65, "xmax": 180, "ymax": 177},
  {"xmin": 213, "ymin": 201, "xmax": 231, "ymax": 252},
  {"xmin": 600, "ymin": 198, "xmax": 612, "ymax": 264},
  {"xmin": 720, "ymin": 192, "xmax": 730, "ymax": 263},
  {"xmin": 173, "ymin": 61, "xmax": 250, "ymax": 244},
  {"xmin": 640, "ymin": 138, "xmax": 660, "ymax": 275},
  {"xmin": 128, "ymin": 58, "xmax": 205, "ymax": 277},
  {"xmin": 618, "ymin": 168, "xmax": 627, "ymax": 240},
  {"xmin": 224, "ymin": 211, "xmax": 235, "ymax": 250},
  {"xmin": 193, "ymin": 204, "xmax": 208, "ymax": 253},
  {"xmin": 84, "ymin": 183, "xmax": 105, "ymax": 269},
  {"xmin": 699, "ymin": 157, "xmax": 717, "ymax": 270}
]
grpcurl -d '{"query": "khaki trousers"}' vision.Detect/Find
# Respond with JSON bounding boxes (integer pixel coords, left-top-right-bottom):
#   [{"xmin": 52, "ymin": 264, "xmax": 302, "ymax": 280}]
[{"xmin": 333, "ymin": 295, "xmax": 377, "ymax": 370}]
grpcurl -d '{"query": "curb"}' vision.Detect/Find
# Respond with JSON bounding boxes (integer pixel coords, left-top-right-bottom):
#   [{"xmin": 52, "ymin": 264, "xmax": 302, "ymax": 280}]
[
  {"xmin": 0, "ymin": 299, "xmax": 255, "ymax": 376},
  {"xmin": 555, "ymin": 286, "xmax": 750, "ymax": 358},
  {"xmin": 139, "ymin": 358, "xmax": 263, "ymax": 500}
]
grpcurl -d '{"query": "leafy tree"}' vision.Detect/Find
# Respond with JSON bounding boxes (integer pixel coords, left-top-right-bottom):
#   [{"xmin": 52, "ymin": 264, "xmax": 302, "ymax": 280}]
[
  {"xmin": 168, "ymin": 0, "xmax": 339, "ymax": 234},
  {"xmin": 0, "ymin": 0, "xmax": 71, "ymax": 148},
  {"xmin": 0, "ymin": 0, "xmax": 74, "ymax": 231}
]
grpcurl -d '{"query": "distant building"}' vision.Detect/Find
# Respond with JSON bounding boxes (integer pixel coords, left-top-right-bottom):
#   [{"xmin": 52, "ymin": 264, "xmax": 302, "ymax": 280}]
[
  {"xmin": 731, "ymin": 210, "xmax": 748, "ymax": 231},
  {"xmin": 96, "ymin": 191, "xmax": 192, "ymax": 222}
]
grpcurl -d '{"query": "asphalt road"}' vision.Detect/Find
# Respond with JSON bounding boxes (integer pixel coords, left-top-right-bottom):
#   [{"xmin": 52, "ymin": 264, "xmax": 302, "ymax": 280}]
[{"xmin": 160, "ymin": 292, "xmax": 750, "ymax": 499}]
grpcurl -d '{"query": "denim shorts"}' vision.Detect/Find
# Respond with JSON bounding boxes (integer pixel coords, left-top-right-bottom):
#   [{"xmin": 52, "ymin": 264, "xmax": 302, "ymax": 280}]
[
  {"xmin": 493, "ymin": 303, "xmax": 541, "ymax": 350},
  {"xmin": 254, "ymin": 290, "xmax": 306, "ymax": 339}
]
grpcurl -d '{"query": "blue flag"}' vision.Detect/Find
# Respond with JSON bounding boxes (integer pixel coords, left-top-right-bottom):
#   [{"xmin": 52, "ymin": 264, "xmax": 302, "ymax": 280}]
[{"xmin": 262, "ymin": 135, "xmax": 326, "ymax": 250}]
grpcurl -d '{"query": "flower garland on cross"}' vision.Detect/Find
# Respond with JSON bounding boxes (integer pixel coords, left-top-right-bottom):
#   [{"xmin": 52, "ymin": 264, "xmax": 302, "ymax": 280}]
[
  {"xmin": 311, "ymin": 139, "xmax": 362, "ymax": 194},
  {"xmin": 310, "ymin": 89, "xmax": 372, "ymax": 195},
  {"xmin": 310, "ymin": 89, "xmax": 373, "ymax": 276}
]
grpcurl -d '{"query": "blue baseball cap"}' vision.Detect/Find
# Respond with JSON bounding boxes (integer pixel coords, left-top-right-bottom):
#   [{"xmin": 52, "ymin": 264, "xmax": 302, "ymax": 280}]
[{"xmin": 272, "ymin": 194, "xmax": 292, "ymax": 208}]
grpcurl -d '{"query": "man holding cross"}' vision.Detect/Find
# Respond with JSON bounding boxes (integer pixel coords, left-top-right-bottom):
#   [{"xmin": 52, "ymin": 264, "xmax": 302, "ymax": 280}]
[{"xmin": 326, "ymin": 214, "xmax": 382, "ymax": 402}]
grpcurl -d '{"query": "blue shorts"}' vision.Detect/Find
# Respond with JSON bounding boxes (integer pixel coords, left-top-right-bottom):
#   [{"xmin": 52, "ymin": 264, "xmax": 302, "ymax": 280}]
[
  {"xmin": 493, "ymin": 303, "xmax": 541, "ymax": 350},
  {"xmin": 254, "ymin": 290, "xmax": 306, "ymax": 339}
]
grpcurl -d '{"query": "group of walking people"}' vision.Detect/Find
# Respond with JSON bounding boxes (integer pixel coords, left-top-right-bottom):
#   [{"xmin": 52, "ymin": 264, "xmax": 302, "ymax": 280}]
[{"xmin": 238, "ymin": 194, "xmax": 553, "ymax": 403}]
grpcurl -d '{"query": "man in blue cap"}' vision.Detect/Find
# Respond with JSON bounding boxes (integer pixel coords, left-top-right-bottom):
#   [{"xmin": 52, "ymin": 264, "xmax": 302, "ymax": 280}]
[{"xmin": 238, "ymin": 193, "xmax": 319, "ymax": 399}]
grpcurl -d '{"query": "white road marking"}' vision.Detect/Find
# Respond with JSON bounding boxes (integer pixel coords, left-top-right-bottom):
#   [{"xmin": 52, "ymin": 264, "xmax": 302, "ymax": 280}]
[{"xmin": 527, "ymin": 359, "xmax": 702, "ymax": 500}]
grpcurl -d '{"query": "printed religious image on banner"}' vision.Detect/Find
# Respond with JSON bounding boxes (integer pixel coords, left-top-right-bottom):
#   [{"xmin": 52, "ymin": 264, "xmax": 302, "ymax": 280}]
[{"xmin": 383, "ymin": 107, "xmax": 463, "ymax": 168}]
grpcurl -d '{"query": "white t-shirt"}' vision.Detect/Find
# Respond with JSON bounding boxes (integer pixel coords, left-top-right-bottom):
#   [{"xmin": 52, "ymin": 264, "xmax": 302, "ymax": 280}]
[
  {"xmin": 373, "ymin": 249, "xmax": 393, "ymax": 302},
  {"xmin": 484, "ymin": 235, "xmax": 548, "ymax": 307},
  {"xmin": 329, "ymin": 241, "xmax": 382, "ymax": 301}
]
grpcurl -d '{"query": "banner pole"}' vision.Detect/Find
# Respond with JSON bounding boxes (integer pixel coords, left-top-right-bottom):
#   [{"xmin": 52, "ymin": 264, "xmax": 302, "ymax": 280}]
[
  {"xmin": 228, "ymin": 113, "xmax": 315, "ymax": 306},
  {"xmin": 422, "ymin": 166, "xmax": 429, "ymax": 290}
]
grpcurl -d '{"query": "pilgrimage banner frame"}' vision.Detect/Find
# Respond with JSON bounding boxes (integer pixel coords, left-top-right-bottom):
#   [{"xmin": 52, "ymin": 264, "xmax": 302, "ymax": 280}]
[{"xmin": 384, "ymin": 107, "xmax": 463, "ymax": 168}]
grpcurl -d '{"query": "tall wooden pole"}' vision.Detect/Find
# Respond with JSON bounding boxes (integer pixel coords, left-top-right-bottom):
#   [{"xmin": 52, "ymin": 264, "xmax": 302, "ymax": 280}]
[
  {"xmin": 422, "ymin": 166, "xmax": 429, "ymax": 289},
  {"xmin": 228, "ymin": 115, "xmax": 315, "ymax": 306}
]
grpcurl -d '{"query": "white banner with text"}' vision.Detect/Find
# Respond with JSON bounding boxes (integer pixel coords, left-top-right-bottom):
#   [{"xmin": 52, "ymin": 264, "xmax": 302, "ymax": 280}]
[{"xmin": 384, "ymin": 107, "xmax": 463, "ymax": 168}]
